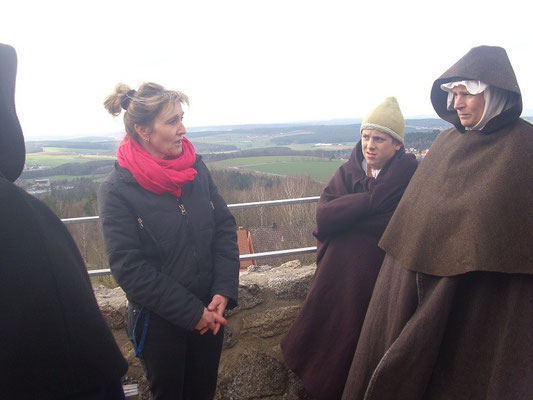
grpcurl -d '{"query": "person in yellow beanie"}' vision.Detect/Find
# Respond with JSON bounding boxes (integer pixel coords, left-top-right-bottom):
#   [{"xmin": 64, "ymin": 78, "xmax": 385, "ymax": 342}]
[
  {"xmin": 359, "ymin": 96, "xmax": 405, "ymax": 177},
  {"xmin": 281, "ymin": 97, "xmax": 417, "ymax": 399}
]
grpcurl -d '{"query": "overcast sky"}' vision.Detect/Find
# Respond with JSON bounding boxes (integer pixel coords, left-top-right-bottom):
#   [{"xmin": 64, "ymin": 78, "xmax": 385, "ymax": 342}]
[{"xmin": 3, "ymin": 0, "xmax": 532, "ymax": 140}]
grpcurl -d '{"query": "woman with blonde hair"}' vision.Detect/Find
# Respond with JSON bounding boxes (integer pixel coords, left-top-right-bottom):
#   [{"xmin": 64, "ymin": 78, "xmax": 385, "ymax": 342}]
[{"xmin": 98, "ymin": 82, "xmax": 239, "ymax": 400}]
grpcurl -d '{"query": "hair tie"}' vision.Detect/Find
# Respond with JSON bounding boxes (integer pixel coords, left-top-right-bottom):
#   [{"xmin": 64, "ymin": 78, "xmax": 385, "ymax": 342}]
[{"xmin": 121, "ymin": 89, "xmax": 137, "ymax": 110}]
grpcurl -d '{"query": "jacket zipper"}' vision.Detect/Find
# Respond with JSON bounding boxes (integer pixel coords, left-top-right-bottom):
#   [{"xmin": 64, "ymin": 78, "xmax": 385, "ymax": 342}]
[
  {"xmin": 177, "ymin": 198, "xmax": 200, "ymax": 266},
  {"xmin": 137, "ymin": 216, "xmax": 164, "ymax": 268},
  {"xmin": 137, "ymin": 216, "xmax": 158, "ymax": 245}
]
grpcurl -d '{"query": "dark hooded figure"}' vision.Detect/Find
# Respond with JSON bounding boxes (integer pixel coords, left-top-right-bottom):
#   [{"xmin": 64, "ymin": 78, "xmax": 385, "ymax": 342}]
[
  {"xmin": 281, "ymin": 97, "xmax": 417, "ymax": 399},
  {"xmin": 342, "ymin": 46, "xmax": 533, "ymax": 400},
  {"xmin": 0, "ymin": 43, "xmax": 128, "ymax": 399}
]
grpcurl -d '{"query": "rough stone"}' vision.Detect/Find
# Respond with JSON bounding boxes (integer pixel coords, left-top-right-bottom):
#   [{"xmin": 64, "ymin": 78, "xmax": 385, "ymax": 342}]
[
  {"xmin": 247, "ymin": 264, "xmax": 274, "ymax": 273},
  {"xmin": 279, "ymin": 260, "xmax": 302, "ymax": 269},
  {"xmin": 266, "ymin": 265, "xmax": 315, "ymax": 299},
  {"xmin": 226, "ymin": 283, "xmax": 265, "ymax": 317},
  {"xmin": 217, "ymin": 352, "xmax": 288, "ymax": 399},
  {"xmin": 223, "ymin": 326, "xmax": 237, "ymax": 349},
  {"xmin": 241, "ymin": 260, "xmax": 316, "ymax": 300},
  {"xmin": 241, "ymin": 305, "xmax": 301, "ymax": 338},
  {"xmin": 240, "ymin": 263, "xmax": 316, "ymax": 300},
  {"xmin": 93, "ymin": 285, "xmax": 127, "ymax": 329}
]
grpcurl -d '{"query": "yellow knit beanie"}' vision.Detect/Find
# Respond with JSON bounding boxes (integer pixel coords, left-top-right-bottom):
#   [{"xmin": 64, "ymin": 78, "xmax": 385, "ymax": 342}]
[{"xmin": 360, "ymin": 97, "xmax": 405, "ymax": 143}]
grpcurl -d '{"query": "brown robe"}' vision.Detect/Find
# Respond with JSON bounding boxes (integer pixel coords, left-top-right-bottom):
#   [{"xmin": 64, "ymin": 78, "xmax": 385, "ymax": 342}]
[
  {"xmin": 342, "ymin": 45, "xmax": 533, "ymax": 400},
  {"xmin": 342, "ymin": 256, "xmax": 533, "ymax": 400},
  {"xmin": 281, "ymin": 142, "xmax": 417, "ymax": 399}
]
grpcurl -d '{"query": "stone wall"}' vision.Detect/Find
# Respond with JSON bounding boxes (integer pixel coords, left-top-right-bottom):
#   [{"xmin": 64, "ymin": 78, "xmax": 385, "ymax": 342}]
[{"xmin": 94, "ymin": 260, "xmax": 317, "ymax": 400}]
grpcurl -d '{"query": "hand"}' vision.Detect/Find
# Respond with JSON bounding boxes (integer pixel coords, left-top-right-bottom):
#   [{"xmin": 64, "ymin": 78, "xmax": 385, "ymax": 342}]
[
  {"xmin": 207, "ymin": 294, "xmax": 229, "ymax": 335},
  {"xmin": 208, "ymin": 294, "xmax": 229, "ymax": 317},
  {"xmin": 195, "ymin": 307, "xmax": 227, "ymax": 335}
]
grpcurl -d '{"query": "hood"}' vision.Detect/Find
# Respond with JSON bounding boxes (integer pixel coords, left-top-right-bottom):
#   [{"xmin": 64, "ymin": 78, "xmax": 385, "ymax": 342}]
[
  {"xmin": 430, "ymin": 45, "xmax": 522, "ymax": 133},
  {"xmin": 0, "ymin": 43, "xmax": 25, "ymax": 182}
]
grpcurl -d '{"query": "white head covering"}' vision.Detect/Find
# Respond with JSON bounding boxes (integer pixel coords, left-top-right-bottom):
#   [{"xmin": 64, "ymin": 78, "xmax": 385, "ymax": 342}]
[{"xmin": 440, "ymin": 80, "xmax": 510, "ymax": 131}]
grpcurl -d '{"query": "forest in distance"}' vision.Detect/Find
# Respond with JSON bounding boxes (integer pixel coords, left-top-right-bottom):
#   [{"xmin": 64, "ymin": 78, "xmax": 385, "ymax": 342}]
[
  {"xmin": 37, "ymin": 170, "xmax": 323, "ymax": 287},
  {"xmin": 24, "ymin": 118, "xmax": 451, "ymax": 154},
  {"xmin": 18, "ymin": 116, "xmax": 533, "ymax": 282},
  {"xmin": 22, "ymin": 118, "xmax": 452, "ymax": 178}
]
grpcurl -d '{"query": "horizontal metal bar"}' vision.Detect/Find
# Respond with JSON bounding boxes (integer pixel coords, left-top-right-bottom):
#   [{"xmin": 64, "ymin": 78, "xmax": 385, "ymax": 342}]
[
  {"xmin": 68, "ymin": 196, "xmax": 320, "ymax": 277},
  {"xmin": 227, "ymin": 196, "xmax": 320, "ymax": 210},
  {"xmin": 62, "ymin": 216, "xmax": 100, "ymax": 225},
  {"xmin": 238, "ymin": 246, "xmax": 317, "ymax": 260},
  {"xmin": 88, "ymin": 268, "xmax": 113, "ymax": 277},
  {"xmin": 88, "ymin": 246, "xmax": 318, "ymax": 277},
  {"xmin": 61, "ymin": 196, "xmax": 320, "ymax": 224}
]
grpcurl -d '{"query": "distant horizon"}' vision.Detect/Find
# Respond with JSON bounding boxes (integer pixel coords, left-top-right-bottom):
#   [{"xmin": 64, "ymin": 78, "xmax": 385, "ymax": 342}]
[
  {"xmin": 23, "ymin": 112, "xmax": 533, "ymax": 142},
  {"xmin": 20, "ymin": 116, "xmax": 430, "ymax": 141}
]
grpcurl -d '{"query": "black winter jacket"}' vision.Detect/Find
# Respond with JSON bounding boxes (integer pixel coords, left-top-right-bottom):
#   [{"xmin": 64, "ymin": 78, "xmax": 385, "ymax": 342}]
[
  {"xmin": 0, "ymin": 173, "xmax": 128, "ymax": 399},
  {"xmin": 98, "ymin": 157, "xmax": 239, "ymax": 331}
]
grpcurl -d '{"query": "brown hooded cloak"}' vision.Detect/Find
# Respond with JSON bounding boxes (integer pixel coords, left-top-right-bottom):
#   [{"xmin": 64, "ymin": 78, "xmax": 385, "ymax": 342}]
[
  {"xmin": 281, "ymin": 141, "xmax": 417, "ymax": 399},
  {"xmin": 342, "ymin": 46, "xmax": 533, "ymax": 400},
  {"xmin": 381, "ymin": 45, "xmax": 532, "ymax": 276}
]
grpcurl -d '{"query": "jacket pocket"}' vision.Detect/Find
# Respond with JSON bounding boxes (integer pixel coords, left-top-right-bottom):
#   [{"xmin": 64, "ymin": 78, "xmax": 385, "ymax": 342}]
[{"xmin": 136, "ymin": 216, "xmax": 164, "ymax": 267}]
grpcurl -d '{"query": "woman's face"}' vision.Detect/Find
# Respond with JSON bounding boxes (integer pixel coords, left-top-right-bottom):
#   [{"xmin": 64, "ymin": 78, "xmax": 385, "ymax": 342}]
[{"xmin": 137, "ymin": 102, "xmax": 186, "ymax": 159}]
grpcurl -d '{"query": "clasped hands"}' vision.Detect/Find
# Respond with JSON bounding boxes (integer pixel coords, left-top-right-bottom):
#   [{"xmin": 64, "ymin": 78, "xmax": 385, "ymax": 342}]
[{"xmin": 195, "ymin": 294, "xmax": 228, "ymax": 335}]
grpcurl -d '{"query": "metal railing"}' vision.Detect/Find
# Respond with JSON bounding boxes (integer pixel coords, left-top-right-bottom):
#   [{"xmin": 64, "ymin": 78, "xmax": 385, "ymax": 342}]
[{"xmin": 61, "ymin": 196, "xmax": 320, "ymax": 276}]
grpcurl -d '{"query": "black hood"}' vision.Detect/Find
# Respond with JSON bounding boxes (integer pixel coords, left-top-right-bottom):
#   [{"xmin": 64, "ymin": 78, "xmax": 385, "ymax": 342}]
[
  {"xmin": 0, "ymin": 43, "xmax": 25, "ymax": 182},
  {"xmin": 430, "ymin": 45, "xmax": 522, "ymax": 133}
]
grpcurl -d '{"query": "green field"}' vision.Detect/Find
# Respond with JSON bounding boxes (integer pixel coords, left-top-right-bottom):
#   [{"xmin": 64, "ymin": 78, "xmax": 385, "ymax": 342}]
[
  {"xmin": 208, "ymin": 156, "xmax": 344, "ymax": 182},
  {"xmin": 191, "ymin": 134, "xmax": 274, "ymax": 150},
  {"xmin": 25, "ymin": 149, "xmax": 345, "ymax": 182},
  {"xmin": 26, "ymin": 175, "xmax": 107, "ymax": 182},
  {"xmin": 191, "ymin": 134, "xmax": 349, "ymax": 152},
  {"xmin": 286, "ymin": 143, "xmax": 356, "ymax": 151},
  {"xmin": 42, "ymin": 146, "xmax": 115, "ymax": 155},
  {"xmin": 25, "ymin": 153, "xmax": 116, "ymax": 167}
]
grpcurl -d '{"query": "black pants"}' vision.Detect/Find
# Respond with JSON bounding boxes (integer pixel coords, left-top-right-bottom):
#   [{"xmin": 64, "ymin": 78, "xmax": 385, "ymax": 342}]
[{"xmin": 128, "ymin": 306, "xmax": 224, "ymax": 400}]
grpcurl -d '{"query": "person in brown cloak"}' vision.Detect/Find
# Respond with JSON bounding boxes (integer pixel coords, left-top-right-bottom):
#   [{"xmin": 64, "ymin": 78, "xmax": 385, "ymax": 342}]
[
  {"xmin": 280, "ymin": 97, "xmax": 418, "ymax": 399},
  {"xmin": 342, "ymin": 45, "xmax": 533, "ymax": 400}
]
